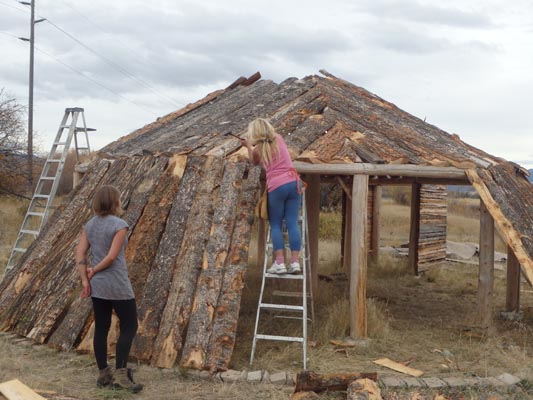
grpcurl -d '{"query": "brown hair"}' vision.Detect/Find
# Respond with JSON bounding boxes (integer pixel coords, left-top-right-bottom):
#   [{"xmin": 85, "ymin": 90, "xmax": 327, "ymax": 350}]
[{"xmin": 93, "ymin": 185, "xmax": 122, "ymax": 216}]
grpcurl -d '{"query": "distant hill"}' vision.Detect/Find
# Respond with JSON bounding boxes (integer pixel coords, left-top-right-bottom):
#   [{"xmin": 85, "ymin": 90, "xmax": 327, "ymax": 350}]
[{"xmin": 529, "ymin": 169, "xmax": 533, "ymax": 183}]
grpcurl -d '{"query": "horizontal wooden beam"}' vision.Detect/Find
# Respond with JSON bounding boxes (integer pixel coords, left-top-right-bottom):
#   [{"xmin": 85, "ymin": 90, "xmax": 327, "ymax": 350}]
[{"xmin": 294, "ymin": 161, "xmax": 468, "ymax": 180}]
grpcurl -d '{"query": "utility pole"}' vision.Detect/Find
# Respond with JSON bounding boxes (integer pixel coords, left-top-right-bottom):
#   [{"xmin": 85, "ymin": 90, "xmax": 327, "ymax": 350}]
[
  {"xmin": 19, "ymin": 1, "xmax": 44, "ymax": 188},
  {"xmin": 28, "ymin": 0, "xmax": 35, "ymax": 187}
]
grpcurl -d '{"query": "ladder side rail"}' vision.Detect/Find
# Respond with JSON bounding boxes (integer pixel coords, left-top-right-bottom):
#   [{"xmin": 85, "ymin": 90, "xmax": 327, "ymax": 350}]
[
  {"xmin": 42, "ymin": 111, "xmax": 79, "ymax": 225},
  {"xmin": 80, "ymin": 111, "xmax": 91, "ymax": 154},
  {"xmin": 301, "ymin": 191, "xmax": 308, "ymax": 369},
  {"xmin": 250, "ymin": 226, "xmax": 272, "ymax": 365}
]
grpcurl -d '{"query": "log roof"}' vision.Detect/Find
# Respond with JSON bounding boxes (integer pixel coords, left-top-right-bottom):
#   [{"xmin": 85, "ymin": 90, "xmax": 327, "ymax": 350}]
[{"xmin": 0, "ymin": 71, "xmax": 532, "ymax": 371}]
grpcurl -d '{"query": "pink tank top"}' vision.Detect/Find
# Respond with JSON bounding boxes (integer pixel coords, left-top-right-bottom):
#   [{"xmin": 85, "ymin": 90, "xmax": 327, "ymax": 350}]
[{"xmin": 264, "ymin": 134, "xmax": 297, "ymax": 192}]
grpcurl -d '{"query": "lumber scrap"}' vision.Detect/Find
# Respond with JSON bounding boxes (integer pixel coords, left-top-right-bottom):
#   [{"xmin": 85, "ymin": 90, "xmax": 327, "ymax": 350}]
[
  {"xmin": 290, "ymin": 392, "xmax": 320, "ymax": 400},
  {"xmin": 151, "ymin": 156, "xmax": 224, "ymax": 368},
  {"xmin": 294, "ymin": 370, "xmax": 378, "ymax": 393},
  {"xmin": 180, "ymin": 161, "xmax": 247, "ymax": 369},
  {"xmin": 203, "ymin": 164, "xmax": 261, "ymax": 372},
  {"xmin": 347, "ymin": 379, "xmax": 382, "ymax": 400},
  {"xmin": 373, "ymin": 358, "xmax": 424, "ymax": 377},
  {"xmin": 131, "ymin": 155, "xmax": 205, "ymax": 361},
  {"xmin": 0, "ymin": 379, "xmax": 46, "ymax": 400}
]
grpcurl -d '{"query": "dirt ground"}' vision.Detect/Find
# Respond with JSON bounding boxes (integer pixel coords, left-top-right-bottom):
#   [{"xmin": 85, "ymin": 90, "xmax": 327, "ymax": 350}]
[{"xmin": 2, "ymin": 247, "xmax": 533, "ymax": 399}]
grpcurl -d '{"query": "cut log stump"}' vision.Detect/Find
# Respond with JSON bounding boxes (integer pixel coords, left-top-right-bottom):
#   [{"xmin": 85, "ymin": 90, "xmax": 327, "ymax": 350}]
[
  {"xmin": 294, "ymin": 370, "xmax": 378, "ymax": 393},
  {"xmin": 347, "ymin": 378, "xmax": 382, "ymax": 400}
]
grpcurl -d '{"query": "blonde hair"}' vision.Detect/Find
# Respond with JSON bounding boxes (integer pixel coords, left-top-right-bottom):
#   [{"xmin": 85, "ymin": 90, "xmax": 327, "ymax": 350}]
[
  {"xmin": 247, "ymin": 118, "xmax": 279, "ymax": 166},
  {"xmin": 93, "ymin": 185, "xmax": 122, "ymax": 216}
]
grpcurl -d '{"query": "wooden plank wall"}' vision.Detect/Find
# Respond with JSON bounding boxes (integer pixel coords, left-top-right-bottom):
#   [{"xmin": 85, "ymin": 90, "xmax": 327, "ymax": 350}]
[{"xmin": 417, "ymin": 185, "xmax": 447, "ymax": 271}]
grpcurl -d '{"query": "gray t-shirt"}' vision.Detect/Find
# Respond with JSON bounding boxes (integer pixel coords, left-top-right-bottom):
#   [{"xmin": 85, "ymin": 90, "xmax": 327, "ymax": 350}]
[{"xmin": 84, "ymin": 215, "xmax": 135, "ymax": 300}]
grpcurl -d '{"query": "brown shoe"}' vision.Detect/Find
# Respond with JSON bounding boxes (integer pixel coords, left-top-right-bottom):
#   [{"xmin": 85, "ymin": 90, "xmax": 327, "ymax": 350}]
[
  {"xmin": 113, "ymin": 367, "xmax": 143, "ymax": 393},
  {"xmin": 96, "ymin": 366, "xmax": 114, "ymax": 387}
]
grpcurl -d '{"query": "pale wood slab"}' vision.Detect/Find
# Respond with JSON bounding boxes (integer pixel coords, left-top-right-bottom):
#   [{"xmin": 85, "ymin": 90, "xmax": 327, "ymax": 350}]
[
  {"xmin": 0, "ymin": 379, "xmax": 46, "ymax": 400},
  {"xmin": 373, "ymin": 358, "xmax": 424, "ymax": 377}
]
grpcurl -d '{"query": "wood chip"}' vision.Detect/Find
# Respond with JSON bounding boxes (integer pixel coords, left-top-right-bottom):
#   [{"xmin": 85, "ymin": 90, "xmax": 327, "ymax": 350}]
[{"xmin": 373, "ymin": 358, "xmax": 424, "ymax": 377}]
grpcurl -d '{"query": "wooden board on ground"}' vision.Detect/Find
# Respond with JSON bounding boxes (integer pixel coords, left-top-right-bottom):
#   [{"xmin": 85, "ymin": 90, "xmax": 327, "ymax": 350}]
[
  {"xmin": 0, "ymin": 379, "xmax": 46, "ymax": 400},
  {"xmin": 373, "ymin": 358, "xmax": 424, "ymax": 377}
]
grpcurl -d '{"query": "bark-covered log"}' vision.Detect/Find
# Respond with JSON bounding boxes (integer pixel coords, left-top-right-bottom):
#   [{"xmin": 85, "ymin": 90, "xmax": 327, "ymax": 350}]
[
  {"xmin": 180, "ymin": 161, "xmax": 247, "ymax": 369},
  {"xmin": 126, "ymin": 161, "xmax": 181, "ymax": 297},
  {"xmin": 294, "ymin": 371, "xmax": 378, "ymax": 393},
  {"xmin": 203, "ymin": 164, "xmax": 261, "ymax": 372},
  {"xmin": 151, "ymin": 156, "xmax": 224, "ymax": 368},
  {"xmin": 131, "ymin": 156, "xmax": 204, "ymax": 361}
]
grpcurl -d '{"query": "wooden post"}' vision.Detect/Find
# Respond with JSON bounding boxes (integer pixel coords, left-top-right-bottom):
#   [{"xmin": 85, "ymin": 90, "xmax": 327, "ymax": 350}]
[
  {"xmin": 305, "ymin": 174, "xmax": 320, "ymax": 296},
  {"xmin": 370, "ymin": 185, "xmax": 382, "ymax": 264},
  {"xmin": 408, "ymin": 183, "xmax": 421, "ymax": 275},
  {"xmin": 478, "ymin": 201, "xmax": 494, "ymax": 328},
  {"xmin": 506, "ymin": 246, "xmax": 520, "ymax": 312},
  {"xmin": 350, "ymin": 174, "xmax": 368, "ymax": 338}
]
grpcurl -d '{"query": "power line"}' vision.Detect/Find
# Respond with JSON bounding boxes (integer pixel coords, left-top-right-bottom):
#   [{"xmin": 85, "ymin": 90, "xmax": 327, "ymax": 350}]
[
  {"xmin": 34, "ymin": 45, "xmax": 160, "ymax": 117},
  {"xmin": 0, "ymin": 0, "xmax": 27, "ymax": 13},
  {"xmin": 43, "ymin": 18, "xmax": 183, "ymax": 109}
]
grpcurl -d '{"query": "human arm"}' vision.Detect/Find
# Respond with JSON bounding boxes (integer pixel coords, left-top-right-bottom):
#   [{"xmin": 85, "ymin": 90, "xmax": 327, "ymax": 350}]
[
  {"xmin": 239, "ymin": 138, "xmax": 261, "ymax": 164},
  {"xmin": 75, "ymin": 229, "xmax": 91, "ymax": 298}
]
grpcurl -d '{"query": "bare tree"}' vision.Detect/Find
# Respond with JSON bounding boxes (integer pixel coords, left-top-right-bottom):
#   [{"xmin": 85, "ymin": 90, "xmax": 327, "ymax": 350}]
[{"xmin": 0, "ymin": 89, "xmax": 30, "ymax": 198}]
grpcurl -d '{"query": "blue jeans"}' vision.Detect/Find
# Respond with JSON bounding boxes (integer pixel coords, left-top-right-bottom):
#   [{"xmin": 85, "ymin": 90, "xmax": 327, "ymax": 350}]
[{"xmin": 268, "ymin": 181, "xmax": 301, "ymax": 252}]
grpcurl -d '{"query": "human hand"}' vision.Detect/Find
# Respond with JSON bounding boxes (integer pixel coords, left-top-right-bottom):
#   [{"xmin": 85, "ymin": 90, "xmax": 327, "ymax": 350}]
[
  {"xmin": 87, "ymin": 267, "xmax": 95, "ymax": 280},
  {"xmin": 80, "ymin": 280, "xmax": 91, "ymax": 298}
]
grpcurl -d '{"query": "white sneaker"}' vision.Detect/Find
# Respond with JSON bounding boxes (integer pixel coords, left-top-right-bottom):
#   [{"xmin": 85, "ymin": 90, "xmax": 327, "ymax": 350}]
[
  {"xmin": 287, "ymin": 262, "xmax": 301, "ymax": 274},
  {"xmin": 267, "ymin": 262, "xmax": 287, "ymax": 274}
]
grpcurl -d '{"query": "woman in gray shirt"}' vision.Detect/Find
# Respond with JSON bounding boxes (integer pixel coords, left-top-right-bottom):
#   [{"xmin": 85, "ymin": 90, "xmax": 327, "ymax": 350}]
[{"xmin": 76, "ymin": 185, "xmax": 142, "ymax": 393}]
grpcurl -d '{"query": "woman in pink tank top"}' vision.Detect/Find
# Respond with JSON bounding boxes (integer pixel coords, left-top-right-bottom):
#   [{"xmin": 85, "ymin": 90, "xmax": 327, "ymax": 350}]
[{"xmin": 241, "ymin": 118, "xmax": 302, "ymax": 274}]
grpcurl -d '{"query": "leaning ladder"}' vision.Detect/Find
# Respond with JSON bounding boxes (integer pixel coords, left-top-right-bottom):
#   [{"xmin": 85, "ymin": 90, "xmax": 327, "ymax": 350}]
[
  {"xmin": 5, "ymin": 108, "xmax": 94, "ymax": 273},
  {"xmin": 250, "ymin": 190, "xmax": 315, "ymax": 369}
]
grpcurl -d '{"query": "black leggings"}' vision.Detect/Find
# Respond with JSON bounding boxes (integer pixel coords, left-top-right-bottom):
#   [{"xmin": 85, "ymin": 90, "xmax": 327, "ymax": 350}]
[{"xmin": 91, "ymin": 297, "xmax": 138, "ymax": 370}]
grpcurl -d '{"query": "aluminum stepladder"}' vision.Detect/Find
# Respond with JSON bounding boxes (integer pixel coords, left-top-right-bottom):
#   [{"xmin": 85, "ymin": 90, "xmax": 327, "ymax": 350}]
[
  {"xmin": 5, "ymin": 108, "xmax": 94, "ymax": 273},
  {"xmin": 250, "ymin": 190, "xmax": 315, "ymax": 369}
]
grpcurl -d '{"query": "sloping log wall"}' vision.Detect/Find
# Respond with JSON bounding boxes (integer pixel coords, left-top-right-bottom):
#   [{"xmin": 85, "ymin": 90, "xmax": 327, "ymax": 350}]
[{"xmin": 0, "ymin": 154, "xmax": 260, "ymax": 371}]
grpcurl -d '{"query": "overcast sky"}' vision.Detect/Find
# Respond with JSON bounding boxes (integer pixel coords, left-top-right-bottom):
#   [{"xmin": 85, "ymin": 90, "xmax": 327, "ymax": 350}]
[{"xmin": 1, "ymin": 0, "xmax": 532, "ymax": 168}]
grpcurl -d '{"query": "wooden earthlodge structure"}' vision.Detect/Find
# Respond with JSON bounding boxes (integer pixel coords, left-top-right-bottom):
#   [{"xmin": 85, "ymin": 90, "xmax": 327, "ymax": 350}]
[{"xmin": 1, "ymin": 71, "xmax": 532, "ymax": 371}]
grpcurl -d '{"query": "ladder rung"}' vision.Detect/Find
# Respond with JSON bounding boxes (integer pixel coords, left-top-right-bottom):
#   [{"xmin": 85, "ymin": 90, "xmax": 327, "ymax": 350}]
[
  {"xmin": 255, "ymin": 334, "xmax": 304, "ymax": 343},
  {"xmin": 54, "ymin": 142, "xmax": 67, "ymax": 145},
  {"xmin": 39, "ymin": 177, "xmax": 55, "ymax": 181},
  {"xmin": 272, "ymin": 290, "xmax": 311, "ymax": 298},
  {"xmin": 46, "ymin": 159, "xmax": 62, "ymax": 163},
  {"xmin": 34, "ymin": 194, "xmax": 50, "ymax": 199},
  {"xmin": 260, "ymin": 303, "xmax": 303, "ymax": 312},
  {"xmin": 20, "ymin": 229, "xmax": 40, "ymax": 236},
  {"xmin": 13, "ymin": 248, "xmax": 27, "ymax": 253},
  {"xmin": 76, "ymin": 147, "xmax": 89, "ymax": 150},
  {"xmin": 27, "ymin": 212, "xmax": 45, "ymax": 217},
  {"xmin": 265, "ymin": 273, "xmax": 304, "ymax": 280}
]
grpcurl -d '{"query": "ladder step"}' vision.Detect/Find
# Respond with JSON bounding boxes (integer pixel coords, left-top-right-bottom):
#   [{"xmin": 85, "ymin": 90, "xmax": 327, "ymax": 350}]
[
  {"xmin": 255, "ymin": 334, "xmax": 304, "ymax": 343},
  {"xmin": 34, "ymin": 194, "xmax": 50, "ymax": 199},
  {"xmin": 39, "ymin": 177, "xmax": 55, "ymax": 181},
  {"xmin": 54, "ymin": 142, "xmax": 67, "ymax": 145},
  {"xmin": 13, "ymin": 248, "xmax": 27, "ymax": 253},
  {"xmin": 76, "ymin": 147, "xmax": 89, "ymax": 150},
  {"xmin": 20, "ymin": 229, "xmax": 40, "ymax": 236},
  {"xmin": 27, "ymin": 212, "xmax": 45, "ymax": 217},
  {"xmin": 46, "ymin": 159, "xmax": 62, "ymax": 163},
  {"xmin": 259, "ymin": 303, "xmax": 304, "ymax": 312},
  {"xmin": 265, "ymin": 272, "xmax": 304, "ymax": 280},
  {"xmin": 272, "ymin": 290, "xmax": 312, "ymax": 298}
]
